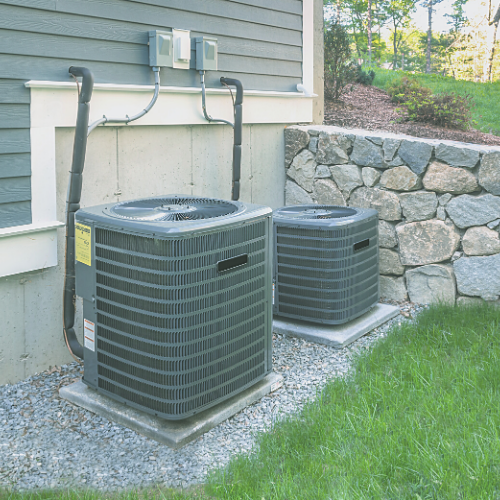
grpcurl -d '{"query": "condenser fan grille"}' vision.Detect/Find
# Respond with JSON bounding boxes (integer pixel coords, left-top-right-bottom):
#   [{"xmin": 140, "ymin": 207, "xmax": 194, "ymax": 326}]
[
  {"xmin": 274, "ymin": 205, "xmax": 357, "ymax": 220},
  {"xmin": 109, "ymin": 197, "xmax": 239, "ymax": 222}
]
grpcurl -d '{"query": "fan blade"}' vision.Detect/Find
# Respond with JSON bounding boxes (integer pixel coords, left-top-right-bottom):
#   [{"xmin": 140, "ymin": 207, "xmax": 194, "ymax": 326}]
[{"xmin": 112, "ymin": 206, "xmax": 166, "ymax": 220}]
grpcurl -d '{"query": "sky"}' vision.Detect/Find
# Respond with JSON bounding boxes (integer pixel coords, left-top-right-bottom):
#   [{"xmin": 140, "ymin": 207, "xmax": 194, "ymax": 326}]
[
  {"xmin": 324, "ymin": 0, "xmax": 489, "ymax": 34},
  {"xmin": 413, "ymin": 0, "xmax": 487, "ymax": 33},
  {"xmin": 413, "ymin": 0, "xmax": 455, "ymax": 32}
]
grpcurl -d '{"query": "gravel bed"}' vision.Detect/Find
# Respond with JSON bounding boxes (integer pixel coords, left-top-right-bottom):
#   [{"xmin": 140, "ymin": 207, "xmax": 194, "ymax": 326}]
[{"xmin": 0, "ymin": 302, "xmax": 425, "ymax": 492}]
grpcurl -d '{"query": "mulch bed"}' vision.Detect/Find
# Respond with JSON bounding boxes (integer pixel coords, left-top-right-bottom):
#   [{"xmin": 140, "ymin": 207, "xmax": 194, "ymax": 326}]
[{"xmin": 323, "ymin": 84, "xmax": 500, "ymax": 147}]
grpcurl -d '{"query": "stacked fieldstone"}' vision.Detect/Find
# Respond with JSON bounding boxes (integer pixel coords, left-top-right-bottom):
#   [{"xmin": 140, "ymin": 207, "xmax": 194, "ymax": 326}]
[{"xmin": 284, "ymin": 125, "xmax": 500, "ymax": 306}]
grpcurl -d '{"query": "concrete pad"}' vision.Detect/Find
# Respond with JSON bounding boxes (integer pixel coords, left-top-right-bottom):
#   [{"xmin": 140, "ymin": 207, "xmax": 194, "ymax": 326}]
[
  {"xmin": 59, "ymin": 372, "xmax": 283, "ymax": 449},
  {"xmin": 273, "ymin": 303, "xmax": 400, "ymax": 348}
]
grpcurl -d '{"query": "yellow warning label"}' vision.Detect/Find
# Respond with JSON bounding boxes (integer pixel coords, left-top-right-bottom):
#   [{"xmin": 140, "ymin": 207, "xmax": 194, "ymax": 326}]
[{"xmin": 75, "ymin": 223, "xmax": 92, "ymax": 266}]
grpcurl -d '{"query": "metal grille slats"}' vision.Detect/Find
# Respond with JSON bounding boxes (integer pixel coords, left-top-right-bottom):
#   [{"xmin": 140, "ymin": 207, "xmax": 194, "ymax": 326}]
[
  {"xmin": 97, "ymin": 323, "xmax": 265, "ymax": 363},
  {"xmin": 96, "ymin": 281, "xmax": 264, "ymax": 316},
  {"xmin": 95, "ymin": 223, "xmax": 265, "ymax": 256},
  {"xmin": 273, "ymin": 206, "xmax": 379, "ymax": 325},
  {"xmin": 97, "ymin": 334, "xmax": 264, "ymax": 378},
  {"xmin": 277, "ymin": 261, "xmax": 378, "ymax": 289},
  {"xmin": 95, "ymin": 237, "xmax": 265, "ymax": 272},
  {"xmin": 95, "ymin": 259, "xmax": 265, "ymax": 287},
  {"xmin": 278, "ymin": 292, "xmax": 378, "ymax": 323},
  {"xmin": 97, "ymin": 303, "xmax": 265, "ymax": 343},
  {"xmin": 97, "ymin": 290, "xmax": 265, "ymax": 328},
  {"xmin": 278, "ymin": 272, "xmax": 378, "ymax": 301},
  {"xmin": 98, "ymin": 352, "xmax": 265, "ymax": 401},
  {"xmin": 96, "ymin": 273, "xmax": 264, "ymax": 301},
  {"xmin": 93, "ymin": 218, "xmax": 270, "ymax": 420},
  {"xmin": 277, "ymin": 254, "xmax": 377, "ymax": 280},
  {"xmin": 98, "ymin": 367, "xmax": 263, "ymax": 418},
  {"xmin": 97, "ymin": 347, "xmax": 259, "ymax": 387}
]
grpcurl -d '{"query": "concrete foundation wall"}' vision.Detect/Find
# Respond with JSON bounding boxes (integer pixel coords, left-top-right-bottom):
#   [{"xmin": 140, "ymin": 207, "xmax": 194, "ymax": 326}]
[{"xmin": 0, "ymin": 123, "xmax": 286, "ymax": 385}]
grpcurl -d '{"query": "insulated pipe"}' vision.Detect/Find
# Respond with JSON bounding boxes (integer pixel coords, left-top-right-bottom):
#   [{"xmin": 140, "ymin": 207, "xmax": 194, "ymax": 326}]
[
  {"xmin": 220, "ymin": 77, "xmax": 243, "ymax": 201},
  {"xmin": 63, "ymin": 66, "xmax": 95, "ymax": 360},
  {"xmin": 87, "ymin": 67, "xmax": 161, "ymax": 135}
]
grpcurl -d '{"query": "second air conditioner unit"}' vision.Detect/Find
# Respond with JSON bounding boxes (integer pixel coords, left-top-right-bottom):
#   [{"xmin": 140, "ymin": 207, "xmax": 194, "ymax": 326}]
[{"xmin": 273, "ymin": 205, "xmax": 379, "ymax": 325}]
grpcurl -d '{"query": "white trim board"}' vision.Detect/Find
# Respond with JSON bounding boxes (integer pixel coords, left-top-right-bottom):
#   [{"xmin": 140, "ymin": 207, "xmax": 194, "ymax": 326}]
[
  {"xmin": 27, "ymin": 82, "xmax": 314, "ymax": 129},
  {"xmin": 25, "ymin": 80, "xmax": 314, "ymax": 98},
  {"xmin": 0, "ymin": 225, "xmax": 63, "ymax": 278}
]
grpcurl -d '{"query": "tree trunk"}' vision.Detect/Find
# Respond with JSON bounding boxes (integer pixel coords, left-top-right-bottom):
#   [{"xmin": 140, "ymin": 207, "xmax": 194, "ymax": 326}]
[
  {"xmin": 484, "ymin": 4, "xmax": 500, "ymax": 82},
  {"xmin": 393, "ymin": 24, "xmax": 398, "ymax": 69},
  {"xmin": 368, "ymin": 0, "xmax": 373, "ymax": 65},
  {"xmin": 426, "ymin": 1, "xmax": 433, "ymax": 73},
  {"xmin": 352, "ymin": 25, "xmax": 362, "ymax": 58}
]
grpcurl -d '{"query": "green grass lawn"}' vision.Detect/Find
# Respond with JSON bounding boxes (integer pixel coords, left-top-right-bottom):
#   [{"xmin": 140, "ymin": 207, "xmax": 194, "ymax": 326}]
[
  {"xmin": 373, "ymin": 68, "xmax": 500, "ymax": 137},
  {"xmin": 3, "ymin": 304, "xmax": 500, "ymax": 500}
]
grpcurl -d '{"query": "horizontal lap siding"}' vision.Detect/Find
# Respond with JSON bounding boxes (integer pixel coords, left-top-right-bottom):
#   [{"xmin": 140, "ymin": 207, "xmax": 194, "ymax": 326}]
[
  {"xmin": 0, "ymin": 0, "xmax": 302, "ymax": 228},
  {"xmin": 0, "ymin": 1, "xmax": 303, "ymax": 89},
  {"xmin": 0, "ymin": 81, "xmax": 31, "ymax": 228}
]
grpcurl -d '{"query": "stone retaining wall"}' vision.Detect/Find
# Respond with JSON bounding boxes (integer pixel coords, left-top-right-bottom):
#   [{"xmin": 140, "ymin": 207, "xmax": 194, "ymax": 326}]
[{"xmin": 284, "ymin": 125, "xmax": 500, "ymax": 306}]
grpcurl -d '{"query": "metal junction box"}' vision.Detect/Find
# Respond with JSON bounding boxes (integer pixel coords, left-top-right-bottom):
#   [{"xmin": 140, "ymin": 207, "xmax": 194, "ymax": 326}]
[
  {"xmin": 195, "ymin": 36, "xmax": 218, "ymax": 71},
  {"xmin": 149, "ymin": 30, "xmax": 173, "ymax": 68}
]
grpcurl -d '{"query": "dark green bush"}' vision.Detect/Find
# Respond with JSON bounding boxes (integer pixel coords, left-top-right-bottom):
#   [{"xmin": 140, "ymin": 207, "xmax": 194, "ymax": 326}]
[
  {"xmin": 401, "ymin": 91, "xmax": 474, "ymax": 130},
  {"xmin": 386, "ymin": 76, "xmax": 432, "ymax": 103},
  {"xmin": 324, "ymin": 22, "xmax": 356, "ymax": 100},
  {"xmin": 355, "ymin": 65, "xmax": 376, "ymax": 85}
]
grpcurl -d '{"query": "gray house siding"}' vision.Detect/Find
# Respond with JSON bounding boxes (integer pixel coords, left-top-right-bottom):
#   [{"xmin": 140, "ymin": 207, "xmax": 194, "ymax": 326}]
[
  {"xmin": 0, "ymin": 0, "xmax": 303, "ymax": 229},
  {"xmin": 0, "ymin": 80, "xmax": 31, "ymax": 228}
]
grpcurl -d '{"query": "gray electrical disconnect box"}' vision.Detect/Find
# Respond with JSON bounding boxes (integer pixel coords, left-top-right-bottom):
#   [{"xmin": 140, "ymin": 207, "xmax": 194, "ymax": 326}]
[
  {"xmin": 195, "ymin": 36, "xmax": 218, "ymax": 71},
  {"xmin": 149, "ymin": 30, "xmax": 173, "ymax": 67}
]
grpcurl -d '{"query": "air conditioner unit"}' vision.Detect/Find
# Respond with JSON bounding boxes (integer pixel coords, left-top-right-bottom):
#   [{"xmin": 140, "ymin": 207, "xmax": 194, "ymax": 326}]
[
  {"xmin": 75, "ymin": 195, "xmax": 273, "ymax": 420},
  {"xmin": 273, "ymin": 205, "xmax": 379, "ymax": 325}
]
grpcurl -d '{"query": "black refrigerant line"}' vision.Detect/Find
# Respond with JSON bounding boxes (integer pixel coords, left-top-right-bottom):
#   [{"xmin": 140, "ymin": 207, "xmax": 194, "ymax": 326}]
[
  {"xmin": 220, "ymin": 77, "xmax": 243, "ymax": 202},
  {"xmin": 63, "ymin": 66, "xmax": 94, "ymax": 361},
  {"xmin": 200, "ymin": 71, "xmax": 243, "ymax": 202}
]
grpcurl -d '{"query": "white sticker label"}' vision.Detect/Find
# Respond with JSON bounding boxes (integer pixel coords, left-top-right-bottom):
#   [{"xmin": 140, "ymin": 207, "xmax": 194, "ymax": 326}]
[
  {"xmin": 271, "ymin": 380, "xmax": 283, "ymax": 392},
  {"xmin": 84, "ymin": 319, "xmax": 95, "ymax": 352},
  {"xmin": 272, "ymin": 283, "xmax": 275, "ymax": 305}
]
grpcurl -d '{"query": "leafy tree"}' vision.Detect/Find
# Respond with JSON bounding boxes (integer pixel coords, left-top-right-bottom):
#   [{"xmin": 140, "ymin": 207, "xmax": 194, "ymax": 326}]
[
  {"xmin": 445, "ymin": 0, "xmax": 469, "ymax": 31},
  {"xmin": 324, "ymin": 21, "xmax": 356, "ymax": 99},
  {"xmin": 382, "ymin": 0, "xmax": 419, "ymax": 69},
  {"xmin": 331, "ymin": 0, "xmax": 387, "ymax": 62},
  {"xmin": 368, "ymin": 0, "xmax": 373, "ymax": 63},
  {"xmin": 324, "ymin": 0, "xmax": 345, "ymax": 22},
  {"xmin": 423, "ymin": 0, "xmax": 445, "ymax": 73},
  {"xmin": 485, "ymin": 0, "xmax": 500, "ymax": 81}
]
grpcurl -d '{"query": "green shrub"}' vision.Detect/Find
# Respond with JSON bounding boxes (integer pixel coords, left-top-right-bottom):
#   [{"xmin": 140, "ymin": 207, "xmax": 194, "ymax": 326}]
[
  {"xmin": 386, "ymin": 76, "xmax": 432, "ymax": 103},
  {"xmin": 324, "ymin": 22, "xmax": 356, "ymax": 100},
  {"xmin": 401, "ymin": 91, "xmax": 474, "ymax": 130},
  {"xmin": 355, "ymin": 65, "xmax": 376, "ymax": 85}
]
